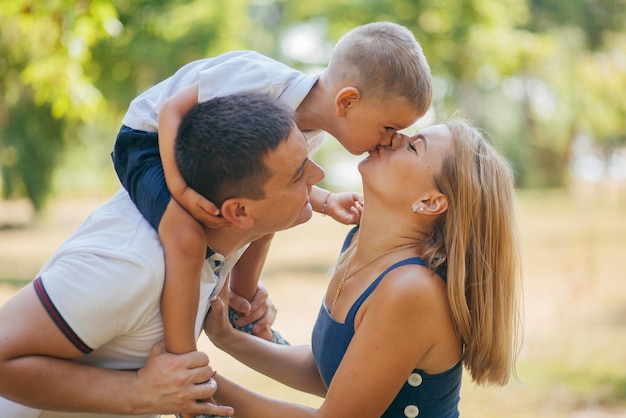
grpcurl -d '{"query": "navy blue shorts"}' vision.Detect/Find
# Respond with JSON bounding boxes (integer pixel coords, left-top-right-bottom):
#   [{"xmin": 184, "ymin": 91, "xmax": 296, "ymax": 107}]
[{"xmin": 111, "ymin": 125, "xmax": 171, "ymax": 231}]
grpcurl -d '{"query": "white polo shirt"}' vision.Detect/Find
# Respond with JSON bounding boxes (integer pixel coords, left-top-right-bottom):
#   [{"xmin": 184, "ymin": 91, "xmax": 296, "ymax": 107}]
[{"xmin": 0, "ymin": 188, "xmax": 247, "ymax": 417}]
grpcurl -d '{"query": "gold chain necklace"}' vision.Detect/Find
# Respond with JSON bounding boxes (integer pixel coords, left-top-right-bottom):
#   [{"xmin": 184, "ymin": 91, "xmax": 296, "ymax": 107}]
[{"xmin": 331, "ymin": 244, "xmax": 416, "ymax": 308}]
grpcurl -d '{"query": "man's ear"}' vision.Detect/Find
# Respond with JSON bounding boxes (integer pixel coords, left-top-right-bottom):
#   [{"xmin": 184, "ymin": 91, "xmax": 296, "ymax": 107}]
[
  {"xmin": 220, "ymin": 199, "xmax": 254, "ymax": 229},
  {"xmin": 335, "ymin": 87, "xmax": 361, "ymax": 117}
]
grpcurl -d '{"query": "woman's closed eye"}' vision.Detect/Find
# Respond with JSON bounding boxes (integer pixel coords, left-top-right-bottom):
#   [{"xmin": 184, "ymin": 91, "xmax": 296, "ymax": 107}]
[{"xmin": 407, "ymin": 135, "xmax": 426, "ymax": 154}]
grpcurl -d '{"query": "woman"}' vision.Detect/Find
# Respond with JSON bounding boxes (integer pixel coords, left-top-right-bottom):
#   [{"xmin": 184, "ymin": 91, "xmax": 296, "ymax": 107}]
[{"xmin": 205, "ymin": 117, "xmax": 522, "ymax": 417}]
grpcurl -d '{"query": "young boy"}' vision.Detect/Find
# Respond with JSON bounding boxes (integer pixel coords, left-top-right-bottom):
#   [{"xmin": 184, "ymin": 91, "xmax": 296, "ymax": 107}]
[{"xmin": 112, "ymin": 22, "xmax": 432, "ymax": 366}]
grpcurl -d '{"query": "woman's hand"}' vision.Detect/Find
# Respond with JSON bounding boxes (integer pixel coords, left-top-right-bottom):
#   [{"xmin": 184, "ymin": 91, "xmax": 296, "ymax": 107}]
[
  {"xmin": 228, "ymin": 283, "xmax": 277, "ymax": 341},
  {"xmin": 205, "ymin": 285, "xmax": 238, "ymax": 349}
]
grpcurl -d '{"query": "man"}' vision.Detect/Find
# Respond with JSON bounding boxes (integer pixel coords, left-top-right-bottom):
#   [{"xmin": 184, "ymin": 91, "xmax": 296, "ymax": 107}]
[{"xmin": 0, "ymin": 93, "xmax": 324, "ymax": 417}]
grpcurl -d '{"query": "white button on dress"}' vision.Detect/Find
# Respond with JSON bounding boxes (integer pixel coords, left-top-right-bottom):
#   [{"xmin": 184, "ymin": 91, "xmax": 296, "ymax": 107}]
[
  {"xmin": 407, "ymin": 372, "xmax": 423, "ymax": 387},
  {"xmin": 404, "ymin": 404, "xmax": 419, "ymax": 417}
]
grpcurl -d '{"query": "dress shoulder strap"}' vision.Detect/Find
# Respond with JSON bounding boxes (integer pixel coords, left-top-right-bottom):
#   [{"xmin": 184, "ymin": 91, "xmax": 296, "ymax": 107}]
[{"xmin": 344, "ymin": 257, "xmax": 427, "ymax": 327}]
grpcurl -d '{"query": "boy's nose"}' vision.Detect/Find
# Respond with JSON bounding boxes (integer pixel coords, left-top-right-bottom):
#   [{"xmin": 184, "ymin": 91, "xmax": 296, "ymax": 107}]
[{"xmin": 379, "ymin": 130, "xmax": 397, "ymax": 147}]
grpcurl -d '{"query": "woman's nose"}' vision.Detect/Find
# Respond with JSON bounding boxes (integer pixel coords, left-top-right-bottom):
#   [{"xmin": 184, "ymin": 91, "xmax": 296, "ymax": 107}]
[{"xmin": 390, "ymin": 133, "xmax": 409, "ymax": 150}]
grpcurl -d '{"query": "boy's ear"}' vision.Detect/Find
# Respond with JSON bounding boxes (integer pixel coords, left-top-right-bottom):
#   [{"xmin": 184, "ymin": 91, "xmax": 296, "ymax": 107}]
[
  {"xmin": 335, "ymin": 87, "xmax": 361, "ymax": 117},
  {"xmin": 220, "ymin": 199, "xmax": 254, "ymax": 229}
]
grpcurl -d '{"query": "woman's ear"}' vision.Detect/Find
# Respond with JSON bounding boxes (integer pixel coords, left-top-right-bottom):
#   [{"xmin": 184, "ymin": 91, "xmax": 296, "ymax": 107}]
[
  {"xmin": 413, "ymin": 194, "xmax": 448, "ymax": 216},
  {"xmin": 426, "ymin": 194, "xmax": 448, "ymax": 215},
  {"xmin": 220, "ymin": 199, "xmax": 254, "ymax": 229},
  {"xmin": 335, "ymin": 87, "xmax": 361, "ymax": 117}
]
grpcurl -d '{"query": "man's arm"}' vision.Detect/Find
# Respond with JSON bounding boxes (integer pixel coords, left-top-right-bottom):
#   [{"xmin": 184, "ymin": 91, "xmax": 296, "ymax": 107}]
[{"xmin": 0, "ymin": 284, "xmax": 231, "ymax": 416}]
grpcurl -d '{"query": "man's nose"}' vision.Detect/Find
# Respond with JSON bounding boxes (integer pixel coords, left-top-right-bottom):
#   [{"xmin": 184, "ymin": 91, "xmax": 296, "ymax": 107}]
[{"xmin": 307, "ymin": 160, "xmax": 325, "ymax": 185}]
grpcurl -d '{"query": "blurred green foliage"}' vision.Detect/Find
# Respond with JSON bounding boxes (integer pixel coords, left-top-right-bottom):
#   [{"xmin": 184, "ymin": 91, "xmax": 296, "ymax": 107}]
[{"xmin": 1, "ymin": 0, "xmax": 625, "ymax": 210}]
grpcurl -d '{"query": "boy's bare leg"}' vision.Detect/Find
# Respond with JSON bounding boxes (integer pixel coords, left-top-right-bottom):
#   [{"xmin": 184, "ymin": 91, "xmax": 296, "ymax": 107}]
[
  {"xmin": 159, "ymin": 199, "xmax": 206, "ymax": 355},
  {"xmin": 229, "ymin": 233, "xmax": 273, "ymax": 302},
  {"xmin": 229, "ymin": 233, "xmax": 291, "ymax": 344},
  {"xmin": 229, "ymin": 234, "xmax": 273, "ymax": 341},
  {"xmin": 160, "ymin": 200, "xmax": 226, "ymax": 418}
]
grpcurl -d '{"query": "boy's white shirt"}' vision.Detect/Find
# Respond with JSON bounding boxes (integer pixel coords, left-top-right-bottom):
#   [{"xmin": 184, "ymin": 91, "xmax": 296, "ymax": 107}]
[{"xmin": 122, "ymin": 50, "xmax": 325, "ymax": 155}]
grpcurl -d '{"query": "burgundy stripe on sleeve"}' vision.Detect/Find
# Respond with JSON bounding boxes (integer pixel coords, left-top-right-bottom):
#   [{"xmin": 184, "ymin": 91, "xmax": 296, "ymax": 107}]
[{"xmin": 33, "ymin": 277, "xmax": 93, "ymax": 354}]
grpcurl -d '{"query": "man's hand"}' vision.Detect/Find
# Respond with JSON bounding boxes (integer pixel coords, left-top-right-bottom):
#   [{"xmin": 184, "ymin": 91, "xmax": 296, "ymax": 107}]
[{"xmin": 134, "ymin": 341, "xmax": 233, "ymax": 416}]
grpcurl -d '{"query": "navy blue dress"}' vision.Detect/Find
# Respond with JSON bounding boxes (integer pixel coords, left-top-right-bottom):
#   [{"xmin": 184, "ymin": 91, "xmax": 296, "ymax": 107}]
[{"xmin": 311, "ymin": 228, "xmax": 462, "ymax": 417}]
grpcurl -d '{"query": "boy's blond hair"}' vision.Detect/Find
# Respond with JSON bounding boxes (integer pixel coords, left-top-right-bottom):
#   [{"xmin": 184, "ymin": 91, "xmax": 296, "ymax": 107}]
[{"xmin": 326, "ymin": 22, "xmax": 432, "ymax": 116}]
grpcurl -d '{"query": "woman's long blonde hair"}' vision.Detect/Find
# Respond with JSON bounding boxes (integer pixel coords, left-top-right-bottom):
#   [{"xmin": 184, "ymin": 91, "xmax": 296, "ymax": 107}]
[{"xmin": 421, "ymin": 117, "xmax": 523, "ymax": 386}]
